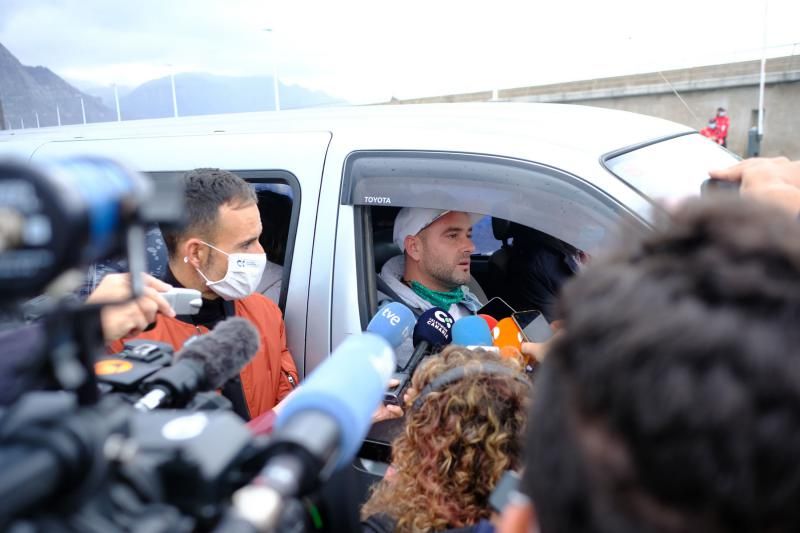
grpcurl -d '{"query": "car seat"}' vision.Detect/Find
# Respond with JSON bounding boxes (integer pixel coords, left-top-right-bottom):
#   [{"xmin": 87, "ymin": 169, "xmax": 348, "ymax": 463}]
[{"xmin": 487, "ymin": 217, "xmax": 512, "ymax": 298}]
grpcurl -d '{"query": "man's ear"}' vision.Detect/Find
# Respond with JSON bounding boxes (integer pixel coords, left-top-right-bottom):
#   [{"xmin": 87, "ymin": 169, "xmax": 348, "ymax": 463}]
[
  {"xmin": 182, "ymin": 238, "xmax": 205, "ymax": 269},
  {"xmin": 405, "ymin": 235, "xmax": 423, "ymax": 262}
]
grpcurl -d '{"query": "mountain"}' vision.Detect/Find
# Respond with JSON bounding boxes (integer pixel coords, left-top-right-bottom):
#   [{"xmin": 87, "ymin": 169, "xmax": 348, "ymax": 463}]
[
  {"xmin": 0, "ymin": 41, "xmax": 345, "ymax": 129},
  {"xmin": 0, "ymin": 43, "xmax": 114, "ymax": 128},
  {"xmin": 115, "ymin": 73, "xmax": 345, "ymax": 120}
]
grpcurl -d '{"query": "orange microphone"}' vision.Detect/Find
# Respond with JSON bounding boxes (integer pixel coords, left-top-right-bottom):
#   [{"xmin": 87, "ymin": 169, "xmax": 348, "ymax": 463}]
[{"xmin": 493, "ymin": 317, "xmax": 523, "ymax": 351}]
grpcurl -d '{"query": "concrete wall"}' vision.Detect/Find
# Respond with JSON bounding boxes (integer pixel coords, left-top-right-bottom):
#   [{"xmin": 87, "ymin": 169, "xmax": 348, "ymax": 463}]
[
  {"xmin": 394, "ymin": 56, "xmax": 800, "ymax": 159},
  {"xmin": 567, "ymin": 81, "xmax": 799, "ymax": 159}
]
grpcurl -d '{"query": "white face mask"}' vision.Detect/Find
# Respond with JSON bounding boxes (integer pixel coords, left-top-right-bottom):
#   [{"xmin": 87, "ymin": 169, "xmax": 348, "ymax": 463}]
[{"xmin": 192, "ymin": 241, "xmax": 266, "ymax": 300}]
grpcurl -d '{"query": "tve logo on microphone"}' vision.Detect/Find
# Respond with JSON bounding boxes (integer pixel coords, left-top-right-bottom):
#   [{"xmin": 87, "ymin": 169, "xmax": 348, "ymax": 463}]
[{"xmin": 381, "ymin": 304, "xmax": 405, "ymax": 326}]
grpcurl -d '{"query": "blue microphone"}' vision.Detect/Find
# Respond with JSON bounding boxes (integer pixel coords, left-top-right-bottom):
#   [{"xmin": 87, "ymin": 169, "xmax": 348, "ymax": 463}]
[
  {"xmin": 257, "ymin": 333, "xmax": 395, "ymax": 499},
  {"xmin": 452, "ymin": 315, "xmax": 494, "ymax": 347},
  {"xmin": 385, "ymin": 307, "xmax": 454, "ymax": 406},
  {"xmin": 366, "ymin": 302, "xmax": 416, "ymax": 348}
]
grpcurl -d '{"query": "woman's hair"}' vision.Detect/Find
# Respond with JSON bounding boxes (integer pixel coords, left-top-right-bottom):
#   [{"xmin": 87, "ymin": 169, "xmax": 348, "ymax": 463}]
[{"xmin": 361, "ymin": 346, "xmax": 530, "ymax": 532}]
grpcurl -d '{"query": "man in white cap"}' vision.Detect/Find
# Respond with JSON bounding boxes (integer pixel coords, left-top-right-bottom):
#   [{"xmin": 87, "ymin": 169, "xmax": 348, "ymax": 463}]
[{"xmin": 379, "ymin": 207, "xmax": 484, "ymax": 319}]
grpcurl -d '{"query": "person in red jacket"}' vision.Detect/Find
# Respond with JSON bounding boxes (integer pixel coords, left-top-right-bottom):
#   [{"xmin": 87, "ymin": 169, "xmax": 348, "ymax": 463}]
[
  {"xmin": 107, "ymin": 168, "xmax": 299, "ymax": 420},
  {"xmin": 715, "ymin": 107, "xmax": 730, "ymax": 147},
  {"xmin": 699, "ymin": 118, "xmax": 720, "ymax": 143}
]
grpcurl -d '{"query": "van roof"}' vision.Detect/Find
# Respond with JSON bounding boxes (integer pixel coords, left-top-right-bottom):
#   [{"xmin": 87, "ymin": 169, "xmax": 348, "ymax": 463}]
[{"xmin": 0, "ymin": 102, "xmax": 691, "ymax": 157}]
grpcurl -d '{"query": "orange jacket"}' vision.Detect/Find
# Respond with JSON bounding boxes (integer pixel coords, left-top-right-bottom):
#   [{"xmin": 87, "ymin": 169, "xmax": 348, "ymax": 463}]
[
  {"xmin": 716, "ymin": 115, "xmax": 730, "ymax": 140},
  {"xmin": 109, "ymin": 293, "xmax": 299, "ymax": 418},
  {"xmin": 700, "ymin": 126, "xmax": 721, "ymax": 143}
]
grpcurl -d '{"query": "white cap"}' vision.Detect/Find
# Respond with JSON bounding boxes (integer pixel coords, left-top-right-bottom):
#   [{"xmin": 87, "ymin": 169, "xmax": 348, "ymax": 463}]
[{"xmin": 392, "ymin": 207, "xmax": 483, "ymax": 251}]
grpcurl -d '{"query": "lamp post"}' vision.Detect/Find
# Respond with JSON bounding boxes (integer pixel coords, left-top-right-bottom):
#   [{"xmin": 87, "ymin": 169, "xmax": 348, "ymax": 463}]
[
  {"xmin": 113, "ymin": 84, "xmax": 122, "ymax": 121},
  {"xmin": 168, "ymin": 64, "xmax": 179, "ymax": 118},
  {"xmin": 264, "ymin": 28, "xmax": 281, "ymax": 111}
]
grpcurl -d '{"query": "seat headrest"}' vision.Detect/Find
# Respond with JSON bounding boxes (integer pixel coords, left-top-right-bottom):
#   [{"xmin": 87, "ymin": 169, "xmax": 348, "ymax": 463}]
[
  {"xmin": 374, "ymin": 228, "xmax": 401, "ymax": 272},
  {"xmin": 492, "ymin": 218, "xmax": 512, "ymax": 241}
]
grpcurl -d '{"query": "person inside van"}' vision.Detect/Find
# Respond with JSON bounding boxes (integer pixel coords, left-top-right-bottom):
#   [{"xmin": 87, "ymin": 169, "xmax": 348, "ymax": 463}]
[
  {"xmin": 256, "ymin": 190, "xmax": 292, "ymax": 303},
  {"xmin": 379, "ymin": 207, "xmax": 484, "ymax": 319},
  {"xmin": 106, "ymin": 168, "xmax": 299, "ymax": 420}
]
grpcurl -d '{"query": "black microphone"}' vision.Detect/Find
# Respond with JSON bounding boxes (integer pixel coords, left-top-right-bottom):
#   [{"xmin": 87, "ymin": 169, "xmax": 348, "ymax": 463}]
[
  {"xmin": 133, "ymin": 317, "xmax": 260, "ymax": 411},
  {"xmin": 385, "ymin": 307, "xmax": 454, "ymax": 405}
]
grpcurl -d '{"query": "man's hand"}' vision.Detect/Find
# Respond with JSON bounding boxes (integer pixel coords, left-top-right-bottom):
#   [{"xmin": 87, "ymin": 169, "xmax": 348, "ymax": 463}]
[
  {"xmin": 710, "ymin": 157, "xmax": 800, "ymax": 215},
  {"xmin": 86, "ymin": 273, "xmax": 175, "ymax": 342},
  {"xmin": 372, "ymin": 378, "xmax": 405, "ymax": 423}
]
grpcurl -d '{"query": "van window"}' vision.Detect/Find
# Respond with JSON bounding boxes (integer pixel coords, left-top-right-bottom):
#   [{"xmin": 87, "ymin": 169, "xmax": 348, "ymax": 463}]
[
  {"xmin": 345, "ymin": 151, "xmax": 629, "ymax": 326},
  {"xmin": 79, "ymin": 169, "xmax": 300, "ymax": 311}
]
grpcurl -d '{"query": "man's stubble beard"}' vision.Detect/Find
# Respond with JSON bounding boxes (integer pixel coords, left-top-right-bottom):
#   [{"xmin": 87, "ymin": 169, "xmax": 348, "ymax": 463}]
[{"xmin": 422, "ymin": 254, "xmax": 470, "ymax": 289}]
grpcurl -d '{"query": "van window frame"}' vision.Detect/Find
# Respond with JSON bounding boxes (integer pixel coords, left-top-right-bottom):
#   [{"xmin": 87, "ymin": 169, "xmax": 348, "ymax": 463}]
[{"xmin": 341, "ymin": 150, "xmax": 636, "ymax": 328}]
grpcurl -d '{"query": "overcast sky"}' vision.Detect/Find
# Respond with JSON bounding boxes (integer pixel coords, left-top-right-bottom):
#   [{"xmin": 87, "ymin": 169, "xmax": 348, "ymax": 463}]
[{"xmin": 1, "ymin": 0, "xmax": 798, "ymax": 103}]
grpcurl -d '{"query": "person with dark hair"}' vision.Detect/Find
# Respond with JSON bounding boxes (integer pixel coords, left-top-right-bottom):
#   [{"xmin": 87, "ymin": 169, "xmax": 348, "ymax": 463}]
[
  {"xmin": 504, "ymin": 224, "xmax": 584, "ymax": 322},
  {"xmin": 499, "ymin": 197, "xmax": 800, "ymax": 533},
  {"xmin": 106, "ymin": 168, "xmax": 299, "ymax": 420},
  {"xmin": 362, "ymin": 346, "xmax": 530, "ymax": 532},
  {"xmin": 256, "ymin": 191, "xmax": 292, "ymax": 302}
]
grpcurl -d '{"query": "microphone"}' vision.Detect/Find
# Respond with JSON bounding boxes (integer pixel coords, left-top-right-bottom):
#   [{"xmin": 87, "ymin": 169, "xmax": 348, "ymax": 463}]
[
  {"xmin": 493, "ymin": 317, "xmax": 523, "ymax": 351},
  {"xmin": 366, "ymin": 301, "xmax": 416, "ymax": 348},
  {"xmin": 226, "ymin": 333, "xmax": 395, "ymax": 531},
  {"xmin": 385, "ymin": 307, "xmax": 453, "ymax": 405},
  {"xmin": 133, "ymin": 317, "xmax": 260, "ymax": 411},
  {"xmin": 452, "ymin": 315, "xmax": 494, "ymax": 347}
]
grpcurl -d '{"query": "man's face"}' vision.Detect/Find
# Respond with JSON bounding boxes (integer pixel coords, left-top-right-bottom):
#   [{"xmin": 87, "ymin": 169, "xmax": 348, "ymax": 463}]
[
  {"xmin": 415, "ymin": 211, "xmax": 475, "ymax": 289},
  {"xmin": 200, "ymin": 202, "xmax": 264, "ymax": 283}
]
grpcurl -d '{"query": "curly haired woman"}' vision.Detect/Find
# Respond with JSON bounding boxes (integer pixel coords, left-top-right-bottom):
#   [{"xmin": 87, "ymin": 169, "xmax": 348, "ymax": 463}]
[{"xmin": 361, "ymin": 346, "xmax": 531, "ymax": 532}]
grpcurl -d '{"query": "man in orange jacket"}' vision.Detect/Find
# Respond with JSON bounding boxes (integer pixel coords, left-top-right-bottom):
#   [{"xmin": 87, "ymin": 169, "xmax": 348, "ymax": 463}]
[{"xmin": 107, "ymin": 168, "xmax": 298, "ymax": 420}]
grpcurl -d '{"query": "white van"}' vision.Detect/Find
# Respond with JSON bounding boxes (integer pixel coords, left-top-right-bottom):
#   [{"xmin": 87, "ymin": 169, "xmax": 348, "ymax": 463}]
[
  {"xmin": 0, "ymin": 102, "xmax": 740, "ymax": 510},
  {"xmin": 0, "ymin": 102, "xmax": 736, "ymax": 408}
]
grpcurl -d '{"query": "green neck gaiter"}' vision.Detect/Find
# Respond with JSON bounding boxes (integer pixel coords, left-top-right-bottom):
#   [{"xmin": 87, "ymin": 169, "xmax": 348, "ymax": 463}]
[{"xmin": 409, "ymin": 280, "xmax": 464, "ymax": 310}]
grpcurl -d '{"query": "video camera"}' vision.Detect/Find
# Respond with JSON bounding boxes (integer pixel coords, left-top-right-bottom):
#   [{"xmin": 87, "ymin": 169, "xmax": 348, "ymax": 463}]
[{"xmin": 0, "ymin": 156, "xmax": 395, "ymax": 532}]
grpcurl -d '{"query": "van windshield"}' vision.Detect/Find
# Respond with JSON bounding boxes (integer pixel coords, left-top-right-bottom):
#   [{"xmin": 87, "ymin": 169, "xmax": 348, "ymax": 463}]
[{"xmin": 604, "ymin": 133, "xmax": 740, "ymax": 203}]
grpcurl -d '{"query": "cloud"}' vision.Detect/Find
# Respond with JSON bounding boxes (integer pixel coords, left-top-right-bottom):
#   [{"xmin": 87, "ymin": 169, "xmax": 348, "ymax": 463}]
[{"xmin": 1, "ymin": 0, "xmax": 797, "ymax": 103}]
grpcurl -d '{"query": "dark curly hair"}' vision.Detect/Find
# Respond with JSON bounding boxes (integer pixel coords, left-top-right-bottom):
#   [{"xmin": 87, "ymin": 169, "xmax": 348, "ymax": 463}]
[
  {"xmin": 362, "ymin": 346, "xmax": 530, "ymax": 532},
  {"xmin": 162, "ymin": 168, "xmax": 256, "ymax": 258},
  {"xmin": 524, "ymin": 198, "xmax": 800, "ymax": 533}
]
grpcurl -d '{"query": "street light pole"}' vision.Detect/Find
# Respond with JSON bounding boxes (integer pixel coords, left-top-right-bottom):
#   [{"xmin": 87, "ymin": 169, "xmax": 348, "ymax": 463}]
[
  {"xmin": 264, "ymin": 28, "xmax": 281, "ymax": 111},
  {"xmin": 168, "ymin": 65, "xmax": 179, "ymax": 118},
  {"xmin": 757, "ymin": 0, "xmax": 769, "ymax": 137},
  {"xmin": 113, "ymin": 84, "xmax": 122, "ymax": 121}
]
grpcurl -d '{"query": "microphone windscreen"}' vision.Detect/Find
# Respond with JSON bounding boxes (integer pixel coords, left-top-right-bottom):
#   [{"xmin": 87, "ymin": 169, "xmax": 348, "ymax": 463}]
[
  {"xmin": 175, "ymin": 317, "xmax": 260, "ymax": 389},
  {"xmin": 479, "ymin": 314, "xmax": 498, "ymax": 331},
  {"xmin": 276, "ymin": 332, "xmax": 395, "ymax": 469},
  {"xmin": 412, "ymin": 307, "xmax": 454, "ymax": 349},
  {"xmin": 493, "ymin": 317, "xmax": 523, "ymax": 350},
  {"xmin": 366, "ymin": 302, "xmax": 416, "ymax": 348},
  {"xmin": 452, "ymin": 315, "xmax": 493, "ymax": 347}
]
